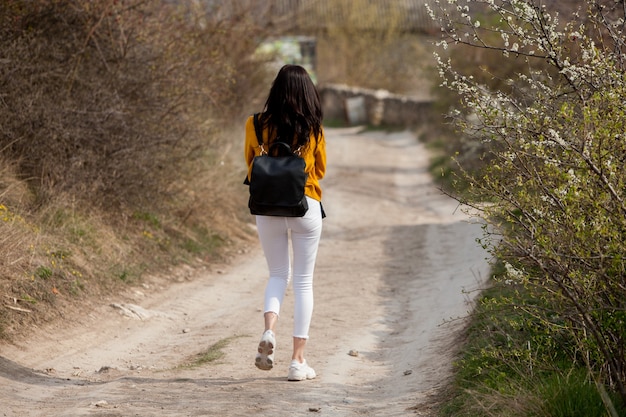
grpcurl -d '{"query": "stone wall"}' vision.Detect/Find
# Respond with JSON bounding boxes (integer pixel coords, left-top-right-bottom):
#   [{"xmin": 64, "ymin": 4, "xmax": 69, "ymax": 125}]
[{"xmin": 319, "ymin": 84, "xmax": 434, "ymax": 128}]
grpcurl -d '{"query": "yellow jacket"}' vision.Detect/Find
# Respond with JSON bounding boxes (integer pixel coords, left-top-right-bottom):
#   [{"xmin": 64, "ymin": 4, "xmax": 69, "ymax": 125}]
[{"xmin": 244, "ymin": 115, "xmax": 326, "ymax": 201}]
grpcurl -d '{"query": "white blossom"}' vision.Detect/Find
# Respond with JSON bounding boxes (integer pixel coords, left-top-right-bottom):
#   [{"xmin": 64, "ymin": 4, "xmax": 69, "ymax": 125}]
[{"xmin": 547, "ymin": 129, "xmax": 567, "ymax": 147}]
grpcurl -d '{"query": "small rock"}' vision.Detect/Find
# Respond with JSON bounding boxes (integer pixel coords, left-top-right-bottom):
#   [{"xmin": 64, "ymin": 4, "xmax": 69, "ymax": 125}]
[
  {"xmin": 182, "ymin": 328, "xmax": 191, "ymax": 333},
  {"xmin": 94, "ymin": 400, "xmax": 108, "ymax": 408},
  {"xmin": 308, "ymin": 407, "xmax": 321, "ymax": 412},
  {"xmin": 403, "ymin": 369, "xmax": 413, "ymax": 376},
  {"xmin": 348, "ymin": 349, "xmax": 359, "ymax": 357}
]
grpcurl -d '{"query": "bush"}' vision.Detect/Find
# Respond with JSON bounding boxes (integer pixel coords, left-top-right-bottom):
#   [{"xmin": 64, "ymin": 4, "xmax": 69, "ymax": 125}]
[
  {"xmin": 0, "ymin": 0, "xmax": 267, "ymax": 211},
  {"xmin": 440, "ymin": 270, "xmax": 625, "ymax": 417},
  {"xmin": 0, "ymin": 0, "xmax": 273, "ymax": 339},
  {"xmin": 429, "ymin": 0, "xmax": 626, "ymax": 410}
]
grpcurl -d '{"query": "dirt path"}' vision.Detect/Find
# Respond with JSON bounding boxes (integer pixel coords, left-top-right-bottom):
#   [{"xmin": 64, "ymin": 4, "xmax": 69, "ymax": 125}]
[{"xmin": 0, "ymin": 127, "xmax": 490, "ymax": 416}]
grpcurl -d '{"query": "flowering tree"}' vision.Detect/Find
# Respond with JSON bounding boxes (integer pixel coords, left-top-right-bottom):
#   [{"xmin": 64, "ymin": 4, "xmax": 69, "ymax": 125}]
[{"xmin": 427, "ymin": 0, "xmax": 626, "ymax": 405}]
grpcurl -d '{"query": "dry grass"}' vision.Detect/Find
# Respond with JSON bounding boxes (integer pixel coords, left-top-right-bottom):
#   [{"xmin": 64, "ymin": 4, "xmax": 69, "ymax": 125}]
[
  {"xmin": 0, "ymin": 0, "xmax": 272, "ymax": 340},
  {"xmin": 0, "ymin": 0, "xmax": 440, "ymax": 341}
]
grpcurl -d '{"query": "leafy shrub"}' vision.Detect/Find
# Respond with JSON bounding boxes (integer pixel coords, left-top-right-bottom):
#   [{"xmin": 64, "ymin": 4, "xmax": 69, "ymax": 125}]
[
  {"xmin": 429, "ymin": 0, "xmax": 626, "ymax": 410},
  {"xmin": 440, "ymin": 271, "xmax": 625, "ymax": 417}
]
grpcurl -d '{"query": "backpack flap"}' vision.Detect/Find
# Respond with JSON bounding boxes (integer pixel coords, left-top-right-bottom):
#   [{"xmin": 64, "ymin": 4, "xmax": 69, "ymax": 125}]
[{"xmin": 248, "ymin": 154, "xmax": 309, "ymax": 216}]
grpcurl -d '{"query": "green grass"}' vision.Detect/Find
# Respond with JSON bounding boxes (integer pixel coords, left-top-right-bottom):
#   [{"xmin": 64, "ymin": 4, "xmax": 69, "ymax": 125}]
[
  {"xmin": 182, "ymin": 226, "xmax": 225, "ymax": 255},
  {"xmin": 531, "ymin": 369, "xmax": 622, "ymax": 417},
  {"xmin": 34, "ymin": 265, "xmax": 53, "ymax": 279},
  {"xmin": 178, "ymin": 336, "xmax": 243, "ymax": 369},
  {"xmin": 437, "ymin": 262, "xmax": 626, "ymax": 417},
  {"xmin": 132, "ymin": 211, "xmax": 161, "ymax": 228}
]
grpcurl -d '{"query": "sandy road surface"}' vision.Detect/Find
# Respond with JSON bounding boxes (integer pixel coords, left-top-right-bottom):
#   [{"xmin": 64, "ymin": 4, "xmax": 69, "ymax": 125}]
[{"xmin": 0, "ymin": 127, "xmax": 490, "ymax": 416}]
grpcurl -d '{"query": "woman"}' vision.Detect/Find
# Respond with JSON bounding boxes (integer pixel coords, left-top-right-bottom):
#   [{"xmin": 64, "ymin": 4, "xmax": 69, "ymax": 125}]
[{"xmin": 244, "ymin": 64, "xmax": 326, "ymax": 381}]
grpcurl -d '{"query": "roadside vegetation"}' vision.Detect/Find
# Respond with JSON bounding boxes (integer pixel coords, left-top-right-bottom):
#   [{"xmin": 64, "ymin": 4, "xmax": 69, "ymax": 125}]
[
  {"xmin": 0, "ymin": 0, "xmax": 273, "ymax": 340},
  {"xmin": 0, "ymin": 0, "xmax": 429, "ymax": 343},
  {"xmin": 427, "ymin": 0, "xmax": 626, "ymax": 415},
  {"xmin": 9, "ymin": 1, "xmax": 619, "ymax": 415}
]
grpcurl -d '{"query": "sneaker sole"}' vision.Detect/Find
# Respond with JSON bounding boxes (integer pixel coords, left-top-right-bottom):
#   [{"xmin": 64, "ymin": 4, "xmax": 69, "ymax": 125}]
[
  {"xmin": 287, "ymin": 368, "xmax": 316, "ymax": 381},
  {"xmin": 255, "ymin": 339, "xmax": 274, "ymax": 370},
  {"xmin": 287, "ymin": 373, "xmax": 315, "ymax": 381}
]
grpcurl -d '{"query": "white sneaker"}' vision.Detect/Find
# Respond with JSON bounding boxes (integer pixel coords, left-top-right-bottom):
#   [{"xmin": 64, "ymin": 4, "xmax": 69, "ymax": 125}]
[
  {"xmin": 287, "ymin": 359, "xmax": 316, "ymax": 381},
  {"xmin": 255, "ymin": 330, "xmax": 275, "ymax": 371}
]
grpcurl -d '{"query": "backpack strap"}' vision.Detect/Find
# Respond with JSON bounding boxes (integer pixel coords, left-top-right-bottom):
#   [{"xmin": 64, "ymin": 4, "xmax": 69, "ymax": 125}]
[
  {"xmin": 244, "ymin": 113, "xmax": 264, "ymax": 186},
  {"xmin": 252, "ymin": 113, "xmax": 267, "ymax": 155},
  {"xmin": 253, "ymin": 113, "xmax": 303, "ymax": 156}
]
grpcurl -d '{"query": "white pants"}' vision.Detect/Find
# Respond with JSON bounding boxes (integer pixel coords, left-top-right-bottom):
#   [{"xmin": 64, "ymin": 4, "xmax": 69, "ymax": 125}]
[{"xmin": 255, "ymin": 197, "xmax": 322, "ymax": 339}]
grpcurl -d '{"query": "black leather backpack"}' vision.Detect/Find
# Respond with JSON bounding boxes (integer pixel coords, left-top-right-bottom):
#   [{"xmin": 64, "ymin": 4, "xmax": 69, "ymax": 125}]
[{"xmin": 245, "ymin": 113, "xmax": 309, "ymax": 217}]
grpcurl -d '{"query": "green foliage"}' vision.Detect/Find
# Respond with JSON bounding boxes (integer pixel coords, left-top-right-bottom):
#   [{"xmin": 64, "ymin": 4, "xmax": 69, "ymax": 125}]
[
  {"xmin": 532, "ymin": 370, "xmax": 622, "ymax": 417},
  {"xmin": 429, "ymin": 0, "xmax": 626, "ymax": 410},
  {"xmin": 440, "ymin": 271, "xmax": 626, "ymax": 417}
]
